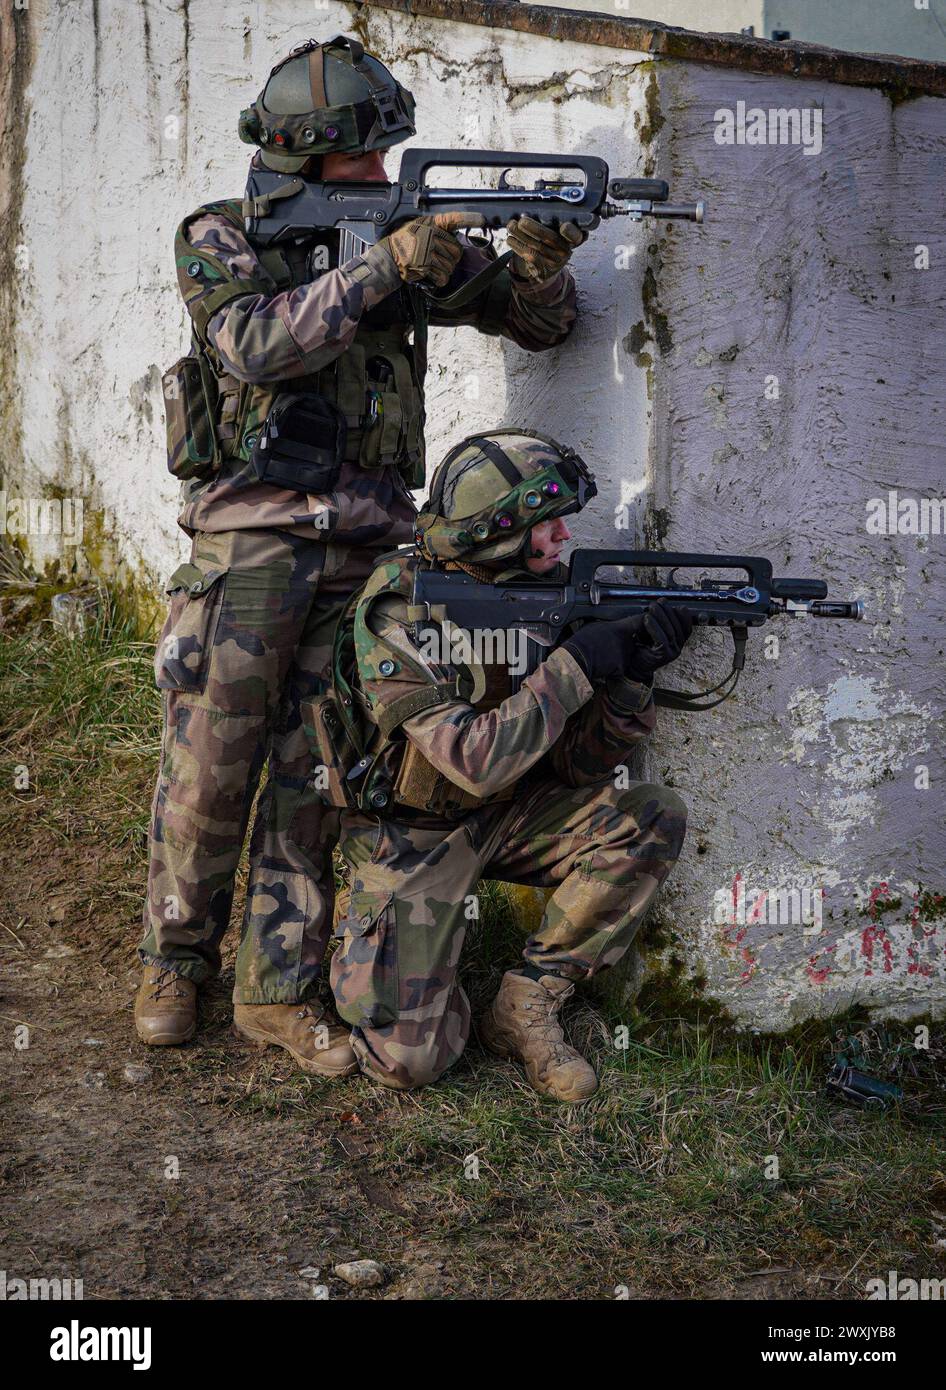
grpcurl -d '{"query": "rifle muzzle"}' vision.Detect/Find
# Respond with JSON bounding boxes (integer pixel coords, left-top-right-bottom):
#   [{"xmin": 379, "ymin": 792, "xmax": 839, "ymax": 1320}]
[{"xmin": 810, "ymin": 599, "xmax": 864, "ymax": 620}]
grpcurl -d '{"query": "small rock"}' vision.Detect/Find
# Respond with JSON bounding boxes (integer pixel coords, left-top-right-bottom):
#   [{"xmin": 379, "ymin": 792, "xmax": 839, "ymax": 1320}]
[
  {"xmin": 80, "ymin": 1071, "xmax": 106, "ymax": 1090},
  {"xmin": 388, "ymin": 1272, "xmax": 444, "ymax": 1300},
  {"xmin": 83, "ymin": 1038, "xmax": 105, "ymax": 1047},
  {"xmin": 43, "ymin": 945, "xmax": 75, "ymax": 958},
  {"xmin": 333, "ymin": 1259, "xmax": 385, "ymax": 1289},
  {"xmin": 123, "ymin": 1063, "xmax": 152, "ymax": 1084},
  {"xmin": 299, "ymin": 1266, "xmax": 321, "ymax": 1280},
  {"xmin": 51, "ymin": 588, "xmax": 101, "ymax": 640}
]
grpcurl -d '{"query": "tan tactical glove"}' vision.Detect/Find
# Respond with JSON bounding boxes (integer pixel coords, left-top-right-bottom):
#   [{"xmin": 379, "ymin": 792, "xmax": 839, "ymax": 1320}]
[
  {"xmin": 384, "ymin": 212, "xmax": 486, "ymax": 288},
  {"xmin": 505, "ymin": 216, "xmax": 586, "ymax": 284}
]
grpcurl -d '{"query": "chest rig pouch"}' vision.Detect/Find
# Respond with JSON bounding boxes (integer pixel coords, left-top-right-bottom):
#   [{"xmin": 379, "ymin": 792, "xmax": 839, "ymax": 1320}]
[
  {"xmin": 250, "ymin": 390, "xmax": 347, "ymax": 492},
  {"xmin": 247, "ymin": 235, "xmax": 428, "ymax": 492},
  {"xmin": 391, "ymin": 650, "xmax": 516, "ymax": 815},
  {"xmin": 172, "ymin": 205, "xmax": 429, "ymax": 494},
  {"xmin": 328, "ymin": 294, "xmax": 427, "ymax": 489},
  {"xmin": 378, "ymin": 562, "xmax": 518, "ymax": 816}
]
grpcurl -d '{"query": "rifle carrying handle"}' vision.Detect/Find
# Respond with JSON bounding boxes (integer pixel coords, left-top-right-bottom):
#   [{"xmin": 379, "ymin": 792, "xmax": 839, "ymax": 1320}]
[
  {"xmin": 567, "ymin": 549, "xmax": 774, "ymax": 590},
  {"xmin": 399, "ymin": 148, "xmax": 609, "ymax": 186}
]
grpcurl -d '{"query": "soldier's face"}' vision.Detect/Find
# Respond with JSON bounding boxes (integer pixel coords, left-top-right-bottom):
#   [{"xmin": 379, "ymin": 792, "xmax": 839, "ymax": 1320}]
[
  {"xmin": 321, "ymin": 149, "xmax": 389, "ymax": 182},
  {"xmin": 525, "ymin": 516, "xmax": 571, "ymax": 574}
]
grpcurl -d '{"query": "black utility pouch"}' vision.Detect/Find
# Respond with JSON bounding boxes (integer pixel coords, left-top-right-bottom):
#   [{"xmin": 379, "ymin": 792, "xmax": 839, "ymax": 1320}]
[{"xmin": 251, "ymin": 392, "xmax": 348, "ymax": 493}]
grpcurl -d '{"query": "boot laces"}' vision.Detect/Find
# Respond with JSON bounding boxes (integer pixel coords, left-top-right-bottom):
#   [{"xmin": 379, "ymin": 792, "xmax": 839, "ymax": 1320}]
[
  {"xmin": 522, "ymin": 997, "xmax": 575, "ymax": 1067},
  {"xmin": 297, "ymin": 1000, "xmax": 335, "ymax": 1034},
  {"xmin": 150, "ymin": 967, "xmax": 186, "ymax": 1001}
]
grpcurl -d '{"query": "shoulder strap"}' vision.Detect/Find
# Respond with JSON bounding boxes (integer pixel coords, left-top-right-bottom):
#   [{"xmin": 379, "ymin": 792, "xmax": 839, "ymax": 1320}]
[
  {"xmin": 374, "ymin": 686, "xmax": 454, "ymax": 740},
  {"xmin": 175, "ymin": 201, "xmax": 269, "ymax": 340},
  {"xmin": 353, "ymin": 561, "xmax": 459, "ymax": 738},
  {"xmin": 188, "ymin": 278, "xmax": 268, "ymax": 338}
]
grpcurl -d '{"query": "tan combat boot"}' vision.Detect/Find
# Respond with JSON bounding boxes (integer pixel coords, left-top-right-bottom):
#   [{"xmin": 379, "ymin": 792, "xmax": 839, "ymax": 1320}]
[
  {"xmin": 232, "ymin": 998, "xmax": 358, "ymax": 1079},
  {"xmin": 135, "ymin": 965, "xmax": 198, "ymax": 1046},
  {"xmin": 479, "ymin": 970, "xmax": 598, "ymax": 1103}
]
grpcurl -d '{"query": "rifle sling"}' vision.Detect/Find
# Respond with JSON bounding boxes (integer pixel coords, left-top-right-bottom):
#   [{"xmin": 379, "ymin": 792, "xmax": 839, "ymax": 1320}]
[
  {"xmin": 424, "ymin": 251, "xmax": 514, "ymax": 313},
  {"xmin": 653, "ymin": 624, "xmax": 748, "ymax": 711},
  {"xmin": 653, "ymin": 672, "xmax": 740, "ymax": 711}
]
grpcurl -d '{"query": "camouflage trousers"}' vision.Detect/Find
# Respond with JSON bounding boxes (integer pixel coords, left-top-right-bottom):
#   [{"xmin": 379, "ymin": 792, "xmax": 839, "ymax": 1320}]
[
  {"xmin": 138, "ymin": 528, "xmax": 379, "ymax": 1003},
  {"xmin": 332, "ymin": 776, "xmax": 687, "ymax": 1089}
]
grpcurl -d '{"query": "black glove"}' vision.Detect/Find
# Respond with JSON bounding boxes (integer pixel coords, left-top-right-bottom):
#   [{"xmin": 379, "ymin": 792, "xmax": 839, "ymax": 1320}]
[
  {"xmin": 562, "ymin": 601, "xmax": 693, "ymax": 684},
  {"xmin": 622, "ymin": 600, "xmax": 693, "ymax": 683},
  {"xmin": 561, "ymin": 612, "xmax": 644, "ymax": 683}
]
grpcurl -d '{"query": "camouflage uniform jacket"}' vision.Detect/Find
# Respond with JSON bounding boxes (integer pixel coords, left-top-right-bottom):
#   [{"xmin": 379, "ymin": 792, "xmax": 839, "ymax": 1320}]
[
  {"xmin": 347, "ymin": 550, "xmax": 657, "ymax": 818},
  {"xmin": 174, "ymin": 192, "xmax": 578, "ymax": 544}
]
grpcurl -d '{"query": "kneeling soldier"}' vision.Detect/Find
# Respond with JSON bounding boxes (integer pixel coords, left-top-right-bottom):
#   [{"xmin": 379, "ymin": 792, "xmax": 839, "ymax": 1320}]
[{"xmin": 314, "ymin": 431, "xmax": 692, "ymax": 1101}]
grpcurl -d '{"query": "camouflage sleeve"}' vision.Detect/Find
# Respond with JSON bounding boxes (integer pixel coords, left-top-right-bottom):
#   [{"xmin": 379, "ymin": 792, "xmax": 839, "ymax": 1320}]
[
  {"xmin": 181, "ymin": 212, "xmax": 402, "ymax": 384},
  {"xmin": 363, "ymin": 596, "xmax": 594, "ymax": 798},
  {"xmin": 427, "ymin": 240, "xmax": 577, "ymax": 352},
  {"xmin": 547, "ymin": 676, "xmax": 657, "ymax": 787}
]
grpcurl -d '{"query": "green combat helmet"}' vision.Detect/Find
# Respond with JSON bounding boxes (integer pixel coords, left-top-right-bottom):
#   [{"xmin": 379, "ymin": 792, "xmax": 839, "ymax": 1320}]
[
  {"xmin": 238, "ymin": 33, "xmax": 416, "ymax": 174},
  {"xmin": 414, "ymin": 429, "xmax": 598, "ymax": 566}
]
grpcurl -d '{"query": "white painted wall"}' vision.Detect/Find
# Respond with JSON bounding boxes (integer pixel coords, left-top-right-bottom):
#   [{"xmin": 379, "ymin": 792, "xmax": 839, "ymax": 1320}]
[{"xmin": 5, "ymin": 0, "xmax": 945, "ymax": 1026}]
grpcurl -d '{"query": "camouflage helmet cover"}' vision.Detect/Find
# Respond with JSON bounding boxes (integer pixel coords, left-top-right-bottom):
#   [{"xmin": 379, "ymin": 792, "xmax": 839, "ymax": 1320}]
[
  {"xmin": 238, "ymin": 34, "xmax": 416, "ymax": 173},
  {"xmin": 414, "ymin": 429, "xmax": 598, "ymax": 565}
]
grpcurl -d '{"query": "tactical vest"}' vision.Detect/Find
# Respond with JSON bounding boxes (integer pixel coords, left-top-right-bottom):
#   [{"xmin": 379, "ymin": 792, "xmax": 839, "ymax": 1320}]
[
  {"xmin": 164, "ymin": 199, "xmax": 428, "ymax": 493},
  {"xmin": 306, "ymin": 551, "xmax": 517, "ymax": 818}
]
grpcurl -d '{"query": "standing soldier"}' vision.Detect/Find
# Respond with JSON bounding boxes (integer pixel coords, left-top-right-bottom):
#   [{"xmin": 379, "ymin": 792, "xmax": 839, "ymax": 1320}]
[
  {"xmin": 135, "ymin": 35, "xmax": 584, "ymax": 1072},
  {"xmin": 320, "ymin": 430, "xmax": 692, "ymax": 1101}
]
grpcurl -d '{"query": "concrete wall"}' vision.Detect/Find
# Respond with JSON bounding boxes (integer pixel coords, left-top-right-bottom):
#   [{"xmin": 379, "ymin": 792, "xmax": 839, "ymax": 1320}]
[
  {"xmin": 646, "ymin": 59, "xmax": 946, "ymax": 1026},
  {"xmin": 2, "ymin": 0, "xmax": 944, "ymax": 1027}
]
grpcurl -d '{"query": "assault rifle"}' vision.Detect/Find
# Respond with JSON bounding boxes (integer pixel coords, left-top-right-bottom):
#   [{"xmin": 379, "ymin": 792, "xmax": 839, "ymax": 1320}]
[
  {"xmin": 410, "ymin": 550, "xmax": 864, "ymax": 710},
  {"xmin": 243, "ymin": 150, "xmax": 703, "ymax": 307}
]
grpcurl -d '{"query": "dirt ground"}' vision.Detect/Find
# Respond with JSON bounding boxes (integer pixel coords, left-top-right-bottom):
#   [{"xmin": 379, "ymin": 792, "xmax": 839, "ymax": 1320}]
[
  {"xmin": 0, "ymin": 826, "xmax": 939, "ymax": 1303},
  {"xmin": 1, "ymin": 599, "xmax": 943, "ymax": 1302},
  {"xmin": 0, "ymin": 834, "xmax": 478, "ymax": 1301}
]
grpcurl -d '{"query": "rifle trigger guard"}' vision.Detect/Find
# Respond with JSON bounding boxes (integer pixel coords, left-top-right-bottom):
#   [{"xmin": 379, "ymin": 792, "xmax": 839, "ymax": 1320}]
[{"xmin": 466, "ymin": 226, "xmax": 494, "ymax": 252}]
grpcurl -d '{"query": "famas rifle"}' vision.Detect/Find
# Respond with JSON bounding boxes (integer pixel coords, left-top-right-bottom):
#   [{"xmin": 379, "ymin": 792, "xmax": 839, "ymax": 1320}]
[
  {"xmin": 409, "ymin": 550, "xmax": 864, "ymax": 710},
  {"xmin": 242, "ymin": 149, "xmax": 704, "ymax": 307}
]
